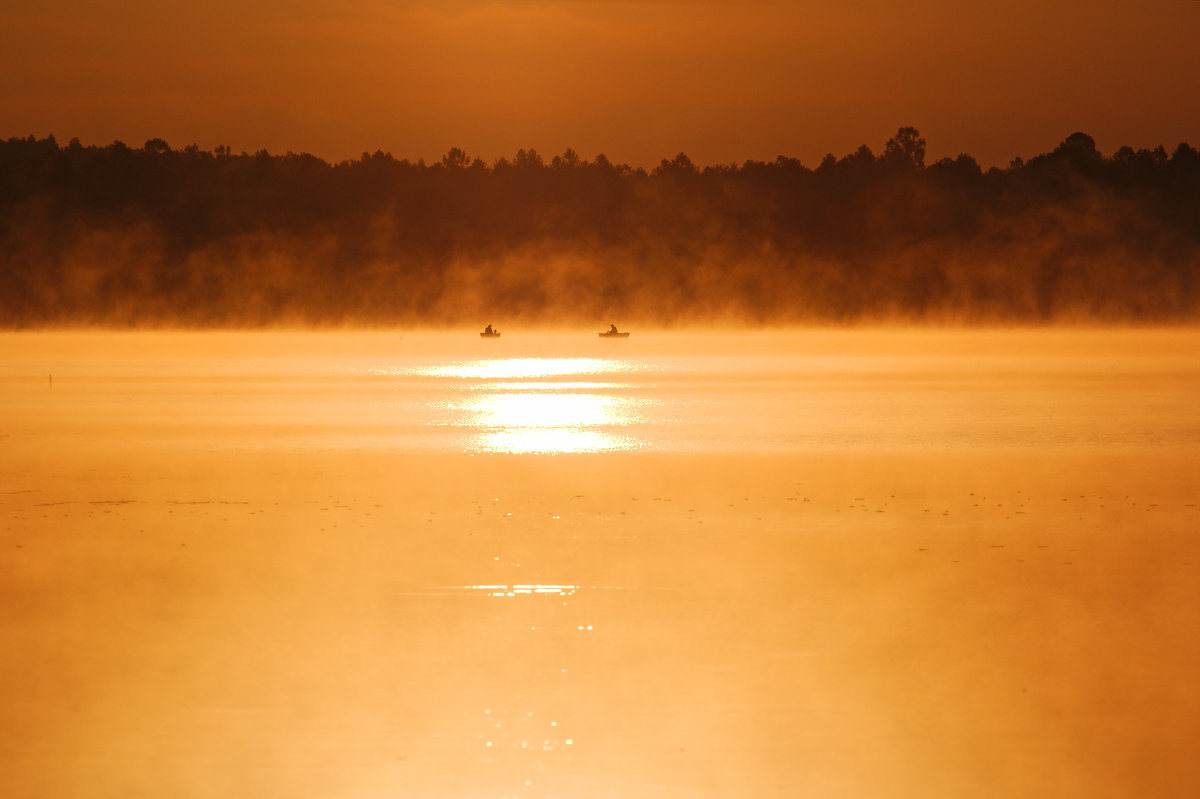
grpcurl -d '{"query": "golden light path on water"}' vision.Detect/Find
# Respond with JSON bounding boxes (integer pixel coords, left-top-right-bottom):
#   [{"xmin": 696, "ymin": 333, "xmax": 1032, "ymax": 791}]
[
  {"xmin": 462, "ymin": 393, "xmax": 631, "ymax": 454},
  {"xmin": 416, "ymin": 358, "xmax": 620, "ymax": 380},
  {"xmin": 404, "ymin": 357, "xmax": 653, "ymax": 454},
  {"xmin": 464, "ymin": 584, "xmax": 578, "ymax": 598}
]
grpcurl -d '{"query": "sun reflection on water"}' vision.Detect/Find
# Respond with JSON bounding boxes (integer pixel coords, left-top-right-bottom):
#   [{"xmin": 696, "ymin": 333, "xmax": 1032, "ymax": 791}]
[
  {"xmin": 464, "ymin": 391, "xmax": 641, "ymax": 453},
  {"xmin": 423, "ymin": 357, "xmax": 651, "ymax": 454},
  {"xmin": 465, "ymin": 584, "xmax": 578, "ymax": 597},
  {"xmin": 467, "ymin": 392, "xmax": 616, "ymax": 428},
  {"xmin": 475, "ymin": 427, "xmax": 631, "ymax": 454},
  {"xmin": 417, "ymin": 358, "xmax": 630, "ymax": 380}
]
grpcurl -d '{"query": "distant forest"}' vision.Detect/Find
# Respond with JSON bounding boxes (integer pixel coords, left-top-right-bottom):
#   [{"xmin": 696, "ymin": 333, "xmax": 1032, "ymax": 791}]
[{"xmin": 2, "ymin": 128, "xmax": 1199, "ymax": 326}]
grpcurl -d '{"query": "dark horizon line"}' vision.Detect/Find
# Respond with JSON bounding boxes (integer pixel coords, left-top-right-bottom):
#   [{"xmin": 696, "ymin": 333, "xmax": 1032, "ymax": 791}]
[{"xmin": 8, "ymin": 128, "xmax": 1197, "ymax": 173}]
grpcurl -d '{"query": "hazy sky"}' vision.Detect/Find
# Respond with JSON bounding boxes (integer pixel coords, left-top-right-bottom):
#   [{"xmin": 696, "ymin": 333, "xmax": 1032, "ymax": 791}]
[{"xmin": 2, "ymin": 0, "xmax": 1198, "ymax": 167}]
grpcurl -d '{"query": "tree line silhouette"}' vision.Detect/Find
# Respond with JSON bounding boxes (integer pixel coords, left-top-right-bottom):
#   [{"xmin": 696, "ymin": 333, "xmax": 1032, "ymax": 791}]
[{"xmin": 1, "ymin": 128, "xmax": 1198, "ymax": 326}]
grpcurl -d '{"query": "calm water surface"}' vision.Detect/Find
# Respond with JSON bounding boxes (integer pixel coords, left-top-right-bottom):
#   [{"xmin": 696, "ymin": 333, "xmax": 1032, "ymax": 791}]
[
  {"xmin": 5, "ymin": 329, "xmax": 1198, "ymax": 453},
  {"xmin": 2, "ymin": 329, "xmax": 1199, "ymax": 799}
]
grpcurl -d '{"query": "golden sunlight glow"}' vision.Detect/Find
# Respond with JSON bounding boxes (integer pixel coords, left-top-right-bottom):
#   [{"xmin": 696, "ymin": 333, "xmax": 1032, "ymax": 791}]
[
  {"xmin": 6, "ymin": 332, "xmax": 1200, "ymax": 799},
  {"xmin": 462, "ymin": 392, "xmax": 638, "ymax": 454},
  {"xmin": 418, "ymin": 358, "xmax": 629, "ymax": 380},
  {"xmin": 476, "ymin": 427, "xmax": 629, "ymax": 454},
  {"xmin": 402, "ymin": 356, "xmax": 653, "ymax": 454},
  {"xmin": 465, "ymin": 584, "xmax": 579, "ymax": 597},
  {"xmin": 466, "ymin": 393, "xmax": 615, "ymax": 429}
]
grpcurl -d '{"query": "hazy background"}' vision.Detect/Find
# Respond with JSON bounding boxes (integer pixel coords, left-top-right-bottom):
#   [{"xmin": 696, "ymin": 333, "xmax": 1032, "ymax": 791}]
[
  {"xmin": 4, "ymin": 1, "xmax": 1199, "ymax": 328},
  {"xmin": 3, "ymin": 0, "xmax": 1199, "ymax": 168},
  {"xmin": 2, "ymin": 130, "xmax": 1199, "ymax": 327}
]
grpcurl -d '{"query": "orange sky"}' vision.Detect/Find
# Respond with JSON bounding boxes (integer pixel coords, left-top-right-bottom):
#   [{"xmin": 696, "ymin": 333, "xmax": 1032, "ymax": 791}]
[{"xmin": 2, "ymin": 0, "xmax": 1198, "ymax": 167}]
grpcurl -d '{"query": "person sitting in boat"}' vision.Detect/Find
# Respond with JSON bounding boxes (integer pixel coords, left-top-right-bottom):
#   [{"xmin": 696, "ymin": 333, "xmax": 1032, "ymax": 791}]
[
  {"xmin": 484, "ymin": 324, "xmax": 494, "ymax": 335},
  {"xmin": 608, "ymin": 323, "xmax": 619, "ymax": 334}
]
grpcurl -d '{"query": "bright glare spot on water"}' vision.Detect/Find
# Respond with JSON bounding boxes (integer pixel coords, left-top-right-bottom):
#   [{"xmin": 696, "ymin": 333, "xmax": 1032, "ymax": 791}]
[
  {"xmin": 464, "ymin": 393, "xmax": 623, "ymax": 429},
  {"xmin": 466, "ymin": 584, "xmax": 578, "ymax": 597},
  {"xmin": 485, "ymin": 381, "xmax": 627, "ymax": 391},
  {"xmin": 369, "ymin": 352, "xmax": 665, "ymax": 453},
  {"xmin": 417, "ymin": 362, "xmax": 656, "ymax": 453}
]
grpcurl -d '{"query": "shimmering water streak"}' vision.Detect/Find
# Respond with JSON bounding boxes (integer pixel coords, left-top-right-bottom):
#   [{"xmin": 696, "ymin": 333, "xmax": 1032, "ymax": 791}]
[
  {"xmin": 394, "ymin": 357, "xmax": 664, "ymax": 453},
  {"xmin": 384, "ymin": 358, "xmax": 642, "ymax": 380},
  {"xmin": 351, "ymin": 349, "xmax": 693, "ymax": 452},
  {"xmin": 482, "ymin": 381, "xmax": 622, "ymax": 391},
  {"xmin": 463, "ymin": 584, "xmax": 579, "ymax": 597},
  {"xmin": 458, "ymin": 392, "xmax": 626, "ymax": 428},
  {"xmin": 474, "ymin": 428, "xmax": 633, "ymax": 453},
  {"xmin": 455, "ymin": 392, "xmax": 650, "ymax": 450},
  {"xmin": 460, "ymin": 391, "xmax": 646, "ymax": 453}
]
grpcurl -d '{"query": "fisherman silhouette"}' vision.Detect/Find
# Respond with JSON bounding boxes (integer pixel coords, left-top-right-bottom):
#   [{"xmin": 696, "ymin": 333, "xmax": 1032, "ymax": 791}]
[
  {"xmin": 485, "ymin": 324, "xmax": 494, "ymax": 334},
  {"xmin": 608, "ymin": 323, "xmax": 618, "ymax": 334}
]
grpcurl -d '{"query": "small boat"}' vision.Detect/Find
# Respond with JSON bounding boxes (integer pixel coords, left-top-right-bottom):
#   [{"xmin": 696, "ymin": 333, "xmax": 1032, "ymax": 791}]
[
  {"xmin": 598, "ymin": 330, "xmax": 630, "ymax": 338},
  {"xmin": 480, "ymin": 331, "xmax": 501, "ymax": 338}
]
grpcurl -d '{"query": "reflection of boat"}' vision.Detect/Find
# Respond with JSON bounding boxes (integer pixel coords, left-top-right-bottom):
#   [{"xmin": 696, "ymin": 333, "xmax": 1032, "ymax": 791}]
[
  {"xmin": 480, "ymin": 331, "xmax": 501, "ymax": 338},
  {"xmin": 598, "ymin": 331, "xmax": 630, "ymax": 338}
]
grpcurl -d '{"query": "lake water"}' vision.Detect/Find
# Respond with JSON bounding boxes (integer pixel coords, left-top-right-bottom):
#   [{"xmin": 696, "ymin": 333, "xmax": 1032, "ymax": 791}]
[
  {"xmin": 5, "ymin": 329, "xmax": 1199, "ymax": 455},
  {"xmin": 2, "ymin": 329, "xmax": 1198, "ymax": 798}
]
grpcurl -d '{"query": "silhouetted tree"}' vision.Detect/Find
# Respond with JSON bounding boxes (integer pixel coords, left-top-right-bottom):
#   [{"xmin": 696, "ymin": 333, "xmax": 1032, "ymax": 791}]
[
  {"xmin": 441, "ymin": 147, "xmax": 470, "ymax": 169},
  {"xmin": 1053, "ymin": 132, "xmax": 1101, "ymax": 161},
  {"xmin": 552, "ymin": 148, "xmax": 582, "ymax": 168},
  {"xmin": 513, "ymin": 148, "xmax": 543, "ymax": 169},
  {"xmin": 654, "ymin": 152, "xmax": 697, "ymax": 177},
  {"xmin": 883, "ymin": 126, "xmax": 926, "ymax": 169}
]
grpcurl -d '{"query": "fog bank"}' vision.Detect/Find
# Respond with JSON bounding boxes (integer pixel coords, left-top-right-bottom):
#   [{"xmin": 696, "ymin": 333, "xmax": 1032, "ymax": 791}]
[{"xmin": 2, "ymin": 130, "xmax": 1198, "ymax": 327}]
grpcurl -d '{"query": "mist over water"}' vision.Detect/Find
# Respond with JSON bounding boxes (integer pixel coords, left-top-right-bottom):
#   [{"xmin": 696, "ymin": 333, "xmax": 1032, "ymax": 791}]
[
  {"xmin": 2, "ymin": 329, "xmax": 1199, "ymax": 798},
  {"xmin": 3, "ymin": 131, "xmax": 1199, "ymax": 327}
]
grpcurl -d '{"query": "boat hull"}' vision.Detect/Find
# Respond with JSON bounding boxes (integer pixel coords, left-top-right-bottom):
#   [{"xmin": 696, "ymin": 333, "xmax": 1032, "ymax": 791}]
[
  {"xmin": 480, "ymin": 332, "xmax": 501, "ymax": 338},
  {"xmin": 598, "ymin": 332, "xmax": 630, "ymax": 338}
]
